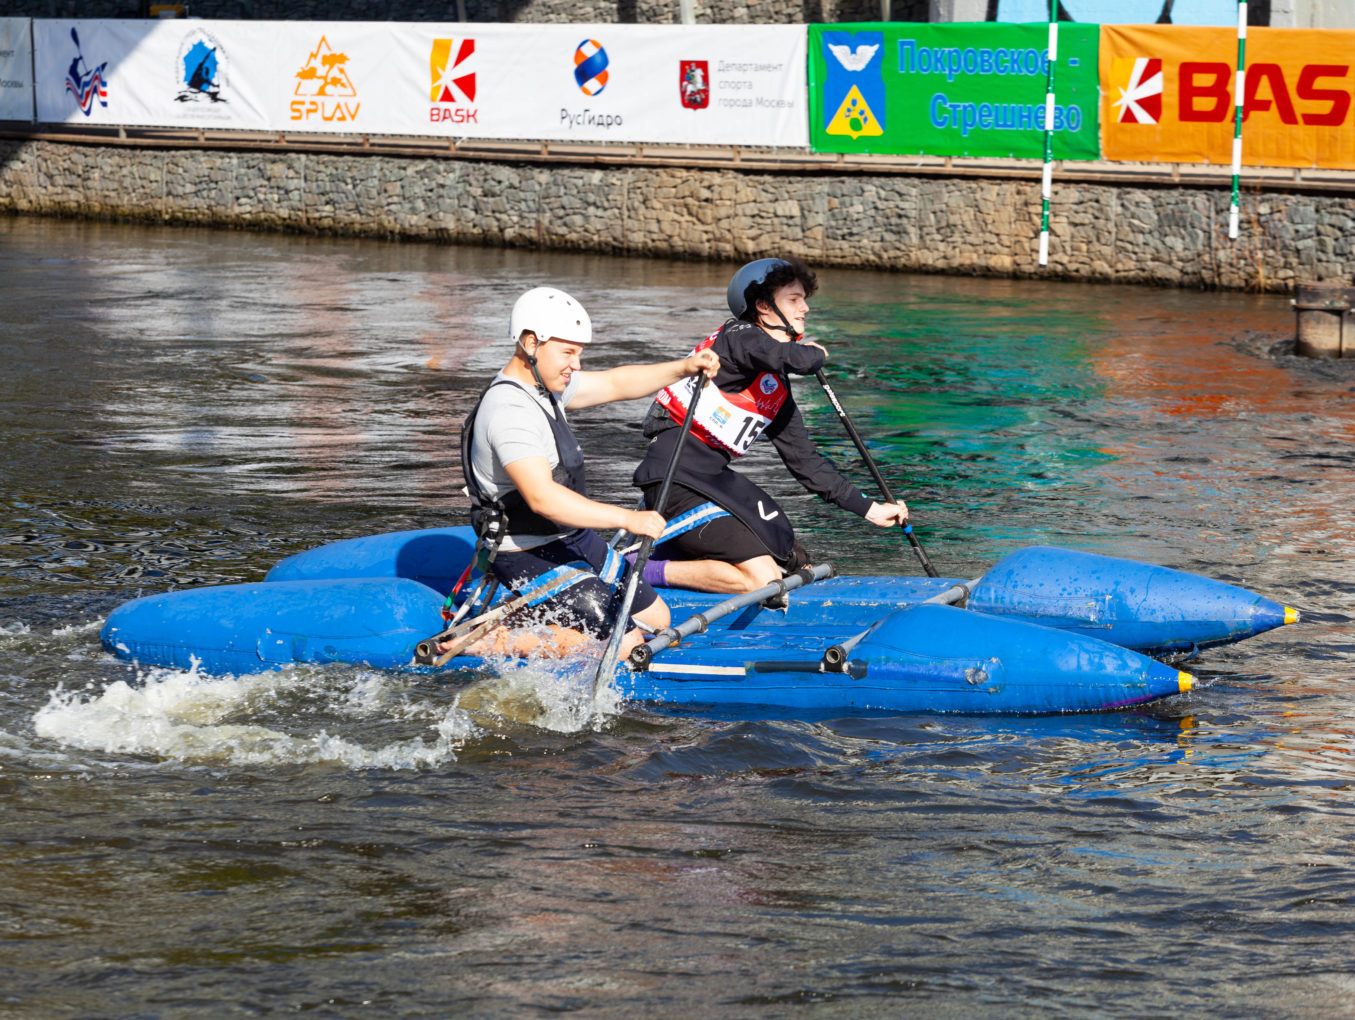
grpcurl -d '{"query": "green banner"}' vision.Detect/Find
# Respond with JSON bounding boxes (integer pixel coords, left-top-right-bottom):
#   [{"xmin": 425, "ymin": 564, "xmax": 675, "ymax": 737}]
[{"xmin": 808, "ymin": 23, "xmax": 1101, "ymax": 159}]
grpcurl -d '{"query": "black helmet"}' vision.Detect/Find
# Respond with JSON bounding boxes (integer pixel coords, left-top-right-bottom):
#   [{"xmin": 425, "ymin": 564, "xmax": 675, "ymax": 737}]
[
  {"xmin": 727, "ymin": 258, "xmax": 792, "ymax": 320},
  {"xmin": 726, "ymin": 258, "xmax": 818, "ymax": 327}
]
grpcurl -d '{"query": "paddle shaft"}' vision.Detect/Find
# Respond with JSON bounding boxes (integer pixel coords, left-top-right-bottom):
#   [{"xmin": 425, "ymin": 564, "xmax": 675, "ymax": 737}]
[
  {"xmin": 814, "ymin": 369, "xmax": 938, "ymax": 578},
  {"xmin": 593, "ymin": 372, "xmax": 711, "ymax": 694}
]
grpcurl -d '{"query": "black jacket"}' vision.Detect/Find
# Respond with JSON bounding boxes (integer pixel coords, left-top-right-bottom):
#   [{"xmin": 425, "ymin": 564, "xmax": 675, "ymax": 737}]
[{"xmin": 634, "ymin": 320, "xmax": 871, "ymax": 517}]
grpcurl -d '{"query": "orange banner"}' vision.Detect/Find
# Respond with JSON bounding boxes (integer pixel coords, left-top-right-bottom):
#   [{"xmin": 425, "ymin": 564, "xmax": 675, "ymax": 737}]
[{"xmin": 1100, "ymin": 25, "xmax": 1355, "ymax": 170}]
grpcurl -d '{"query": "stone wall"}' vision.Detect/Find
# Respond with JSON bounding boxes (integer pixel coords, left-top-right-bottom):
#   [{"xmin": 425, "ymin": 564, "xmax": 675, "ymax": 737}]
[
  {"xmin": 3, "ymin": 138, "xmax": 1352, "ymax": 290},
  {"xmin": 1, "ymin": 0, "xmax": 929, "ymax": 23}
]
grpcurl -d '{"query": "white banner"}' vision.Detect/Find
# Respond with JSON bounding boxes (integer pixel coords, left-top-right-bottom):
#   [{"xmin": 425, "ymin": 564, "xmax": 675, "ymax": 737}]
[
  {"xmin": 34, "ymin": 19, "xmax": 270, "ymax": 129},
  {"xmin": 267, "ymin": 22, "xmax": 403, "ymax": 134},
  {"xmin": 32, "ymin": 19, "xmax": 808, "ymax": 146},
  {"xmin": 0, "ymin": 18, "xmax": 34, "ymax": 122},
  {"xmin": 385, "ymin": 23, "xmax": 809, "ymax": 145}
]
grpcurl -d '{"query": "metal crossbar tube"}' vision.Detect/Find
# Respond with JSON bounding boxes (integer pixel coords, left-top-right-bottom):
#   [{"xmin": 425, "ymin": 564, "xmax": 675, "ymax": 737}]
[
  {"xmin": 628, "ymin": 562, "xmax": 836, "ymax": 670},
  {"xmin": 820, "ymin": 577, "xmax": 981, "ymax": 671}
]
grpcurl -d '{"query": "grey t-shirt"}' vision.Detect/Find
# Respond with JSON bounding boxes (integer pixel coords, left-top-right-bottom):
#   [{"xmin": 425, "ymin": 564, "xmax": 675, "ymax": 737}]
[{"xmin": 469, "ymin": 371, "xmax": 582, "ymax": 551}]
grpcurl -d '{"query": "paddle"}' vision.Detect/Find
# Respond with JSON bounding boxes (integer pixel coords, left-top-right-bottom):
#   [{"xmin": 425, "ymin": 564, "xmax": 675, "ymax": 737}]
[
  {"xmin": 593, "ymin": 372, "xmax": 710, "ymax": 696},
  {"xmin": 814, "ymin": 368, "xmax": 938, "ymax": 578}
]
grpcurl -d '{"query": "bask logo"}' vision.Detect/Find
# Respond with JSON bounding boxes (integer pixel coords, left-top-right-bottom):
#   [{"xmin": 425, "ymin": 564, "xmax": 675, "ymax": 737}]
[
  {"xmin": 1111, "ymin": 56, "xmax": 1163, "ymax": 124},
  {"xmin": 430, "ymin": 37, "xmax": 478, "ymax": 124},
  {"xmin": 1109, "ymin": 53, "xmax": 1351, "ymax": 127},
  {"xmin": 290, "ymin": 35, "xmax": 359, "ymax": 123},
  {"xmin": 431, "ymin": 38, "xmax": 474, "ymax": 103},
  {"xmin": 679, "ymin": 60, "xmax": 708, "ymax": 110}
]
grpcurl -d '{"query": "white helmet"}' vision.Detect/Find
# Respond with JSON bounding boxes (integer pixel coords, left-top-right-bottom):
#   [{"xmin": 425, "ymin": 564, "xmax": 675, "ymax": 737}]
[{"xmin": 509, "ymin": 287, "xmax": 592, "ymax": 346}]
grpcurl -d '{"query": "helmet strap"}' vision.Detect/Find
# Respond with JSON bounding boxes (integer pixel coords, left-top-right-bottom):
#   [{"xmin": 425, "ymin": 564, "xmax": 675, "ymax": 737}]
[
  {"xmin": 760, "ymin": 300, "xmax": 803, "ymax": 343},
  {"xmin": 517, "ymin": 334, "xmax": 551, "ymax": 396}
]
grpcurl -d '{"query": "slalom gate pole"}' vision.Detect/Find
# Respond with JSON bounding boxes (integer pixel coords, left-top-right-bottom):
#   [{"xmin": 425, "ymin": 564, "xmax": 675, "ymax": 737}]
[
  {"xmin": 1229, "ymin": 0, "xmax": 1248, "ymax": 240},
  {"xmin": 1038, "ymin": 0, "xmax": 1058, "ymax": 267}
]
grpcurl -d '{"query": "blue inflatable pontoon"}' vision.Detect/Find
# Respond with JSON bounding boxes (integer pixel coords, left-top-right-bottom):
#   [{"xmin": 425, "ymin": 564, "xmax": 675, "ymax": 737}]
[{"xmin": 100, "ymin": 527, "xmax": 1297, "ymax": 715}]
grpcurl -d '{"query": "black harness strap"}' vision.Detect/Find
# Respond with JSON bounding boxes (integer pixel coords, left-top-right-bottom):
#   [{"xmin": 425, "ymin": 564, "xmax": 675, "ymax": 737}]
[{"xmin": 461, "ymin": 380, "xmax": 588, "ymax": 546}]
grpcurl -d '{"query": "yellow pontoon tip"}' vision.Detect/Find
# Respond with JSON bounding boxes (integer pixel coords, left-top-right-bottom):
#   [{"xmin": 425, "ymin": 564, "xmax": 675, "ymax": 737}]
[
  {"xmin": 1178, "ymin": 672, "xmax": 1195, "ymax": 694},
  {"xmin": 1284, "ymin": 606, "xmax": 1300, "ymax": 625}
]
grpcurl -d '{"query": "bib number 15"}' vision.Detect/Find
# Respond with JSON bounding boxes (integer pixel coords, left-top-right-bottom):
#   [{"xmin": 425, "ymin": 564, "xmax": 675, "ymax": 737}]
[{"xmin": 733, "ymin": 415, "xmax": 765, "ymax": 449}]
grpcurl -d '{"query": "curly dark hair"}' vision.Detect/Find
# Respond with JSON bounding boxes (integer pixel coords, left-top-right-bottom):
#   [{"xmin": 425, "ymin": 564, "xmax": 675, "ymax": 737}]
[{"xmin": 739, "ymin": 257, "xmax": 818, "ymax": 323}]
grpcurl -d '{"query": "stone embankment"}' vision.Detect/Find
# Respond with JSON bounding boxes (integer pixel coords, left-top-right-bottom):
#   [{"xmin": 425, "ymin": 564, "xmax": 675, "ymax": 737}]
[{"xmin": 2, "ymin": 137, "xmax": 1353, "ymax": 292}]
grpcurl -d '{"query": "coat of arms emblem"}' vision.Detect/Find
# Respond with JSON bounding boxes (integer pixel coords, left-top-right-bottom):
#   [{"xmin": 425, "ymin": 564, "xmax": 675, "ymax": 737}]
[{"xmin": 679, "ymin": 60, "xmax": 709, "ymax": 110}]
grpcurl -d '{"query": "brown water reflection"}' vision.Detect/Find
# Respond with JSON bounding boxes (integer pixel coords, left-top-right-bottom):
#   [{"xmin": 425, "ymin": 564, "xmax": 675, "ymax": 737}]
[{"xmin": 3, "ymin": 215, "xmax": 1355, "ymax": 1017}]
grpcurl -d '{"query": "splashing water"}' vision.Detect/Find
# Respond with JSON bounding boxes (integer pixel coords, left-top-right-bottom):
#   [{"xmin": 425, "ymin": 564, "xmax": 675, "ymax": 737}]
[
  {"xmin": 33, "ymin": 662, "xmax": 483, "ymax": 769},
  {"xmin": 451, "ymin": 648, "xmax": 627, "ymax": 734},
  {"xmin": 32, "ymin": 638, "xmax": 629, "ymax": 768}
]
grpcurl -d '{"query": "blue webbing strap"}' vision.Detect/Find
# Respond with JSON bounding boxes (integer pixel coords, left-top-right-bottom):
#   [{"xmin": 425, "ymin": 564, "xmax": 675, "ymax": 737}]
[
  {"xmin": 617, "ymin": 500, "xmax": 730, "ymax": 556},
  {"xmin": 517, "ymin": 560, "xmax": 594, "ymax": 608},
  {"xmin": 599, "ymin": 545, "xmax": 626, "ymax": 588},
  {"xmin": 507, "ymin": 502, "xmax": 732, "ymax": 607},
  {"xmin": 659, "ymin": 500, "xmax": 729, "ymax": 542}
]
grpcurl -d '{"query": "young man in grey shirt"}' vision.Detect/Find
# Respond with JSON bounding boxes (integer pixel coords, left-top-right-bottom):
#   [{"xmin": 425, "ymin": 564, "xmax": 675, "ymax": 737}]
[{"xmin": 459, "ymin": 286, "xmax": 719, "ymax": 660}]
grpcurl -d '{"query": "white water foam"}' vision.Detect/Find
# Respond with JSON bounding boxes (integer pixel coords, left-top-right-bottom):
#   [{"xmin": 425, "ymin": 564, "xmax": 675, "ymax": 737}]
[
  {"xmin": 451, "ymin": 645, "xmax": 627, "ymax": 734},
  {"xmin": 33, "ymin": 662, "xmax": 482, "ymax": 770},
  {"xmin": 32, "ymin": 641, "xmax": 630, "ymax": 768},
  {"xmin": 51, "ymin": 619, "xmax": 104, "ymax": 640},
  {"xmin": 2, "ymin": 617, "xmax": 105, "ymax": 657}
]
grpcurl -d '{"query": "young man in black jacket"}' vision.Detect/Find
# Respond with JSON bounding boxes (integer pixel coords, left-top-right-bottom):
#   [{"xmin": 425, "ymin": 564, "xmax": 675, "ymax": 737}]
[{"xmin": 632, "ymin": 257, "xmax": 909, "ymax": 595}]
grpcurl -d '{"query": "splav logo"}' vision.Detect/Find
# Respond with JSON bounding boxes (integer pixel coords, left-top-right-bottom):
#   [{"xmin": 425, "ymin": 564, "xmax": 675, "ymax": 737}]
[
  {"xmin": 430, "ymin": 38, "xmax": 477, "ymax": 124},
  {"xmin": 290, "ymin": 35, "xmax": 359, "ymax": 123}
]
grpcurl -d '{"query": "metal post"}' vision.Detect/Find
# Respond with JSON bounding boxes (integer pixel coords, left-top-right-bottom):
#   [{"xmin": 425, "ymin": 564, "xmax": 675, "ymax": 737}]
[
  {"xmin": 679, "ymin": 0, "xmax": 694, "ymax": 24},
  {"xmin": 1038, "ymin": 0, "xmax": 1057, "ymax": 267},
  {"xmin": 29, "ymin": 16, "xmax": 38, "ymax": 125},
  {"xmin": 1229, "ymin": 0, "xmax": 1247, "ymax": 240}
]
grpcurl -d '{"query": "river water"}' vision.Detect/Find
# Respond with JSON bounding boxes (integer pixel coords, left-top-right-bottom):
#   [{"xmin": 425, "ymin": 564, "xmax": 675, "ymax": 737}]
[{"xmin": 2, "ymin": 214, "xmax": 1353, "ymax": 1017}]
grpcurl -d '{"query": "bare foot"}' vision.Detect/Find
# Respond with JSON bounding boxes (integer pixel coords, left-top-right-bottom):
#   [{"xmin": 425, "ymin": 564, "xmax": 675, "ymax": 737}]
[{"xmin": 452, "ymin": 625, "xmax": 594, "ymax": 660}]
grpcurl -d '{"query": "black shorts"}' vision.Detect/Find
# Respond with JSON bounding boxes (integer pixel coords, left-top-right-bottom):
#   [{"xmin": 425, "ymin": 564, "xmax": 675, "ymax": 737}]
[
  {"xmin": 491, "ymin": 529, "xmax": 659, "ymax": 638},
  {"xmin": 643, "ymin": 483, "xmax": 773, "ymax": 565}
]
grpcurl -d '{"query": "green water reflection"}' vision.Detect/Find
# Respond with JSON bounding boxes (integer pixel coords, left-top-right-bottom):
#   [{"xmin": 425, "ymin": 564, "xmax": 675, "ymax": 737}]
[{"xmin": 810, "ymin": 285, "xmax": 1116, "ymax": 507}]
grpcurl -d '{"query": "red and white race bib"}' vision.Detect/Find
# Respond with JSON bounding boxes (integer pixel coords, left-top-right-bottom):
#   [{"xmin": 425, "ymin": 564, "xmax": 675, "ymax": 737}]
[{"xmin": 656, "ymin": 331, "xmax": 788, "ymax": 457}]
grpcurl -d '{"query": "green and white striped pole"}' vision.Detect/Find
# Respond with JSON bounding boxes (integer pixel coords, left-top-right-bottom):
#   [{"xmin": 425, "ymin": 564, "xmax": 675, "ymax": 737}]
[
  {"xmin": 1229, "ymin": 0, "xmax": 1248, "ymax": 239},
  {"xmin": 1038, "ymin": 0, "xmax": 1057, "ymax": 266}
]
